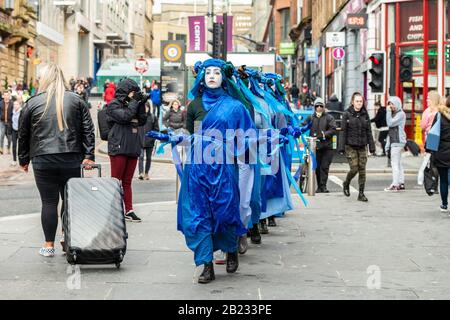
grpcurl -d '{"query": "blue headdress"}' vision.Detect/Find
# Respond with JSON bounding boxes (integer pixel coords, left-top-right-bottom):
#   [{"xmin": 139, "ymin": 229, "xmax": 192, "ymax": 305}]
[{"xmin": 188, "ymin": 59, "xmax": 251, "ymax": 110}]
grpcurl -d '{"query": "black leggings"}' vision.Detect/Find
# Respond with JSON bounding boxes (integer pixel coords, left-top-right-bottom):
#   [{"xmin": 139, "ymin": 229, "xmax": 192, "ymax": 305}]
[
  {"xmin": 437, "ymin": 167, "xmax": 449, "ymax": 207},
  {"xmin": 12, "ymin": 130, "xmax": 18, "ymax": 162},
  {"xmin": 34, "ymin": 168, "xmax": 80, "ymax": 242},
  {"xmin": 139, "ymin": 147, "xmax": 154, "ymax": 174}
]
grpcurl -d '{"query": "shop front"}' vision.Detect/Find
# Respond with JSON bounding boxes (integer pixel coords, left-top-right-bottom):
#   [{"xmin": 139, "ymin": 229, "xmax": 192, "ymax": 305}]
[{"xmin": 384, "ymin": 0, "xmax": 450, "ymax": 139}]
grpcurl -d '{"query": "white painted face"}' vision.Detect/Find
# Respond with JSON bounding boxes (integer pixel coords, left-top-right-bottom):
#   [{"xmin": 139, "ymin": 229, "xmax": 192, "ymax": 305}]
[{"xmin": 204, "ymin": 67, "xmax": 223, "ymax": 89}]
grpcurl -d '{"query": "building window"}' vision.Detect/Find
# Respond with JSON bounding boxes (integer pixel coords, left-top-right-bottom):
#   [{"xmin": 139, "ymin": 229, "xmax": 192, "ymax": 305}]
[
  {"xmin": 279, "ymin": 8, "xmax": 290, "ymax": 41},
  {"xmin": 168, "ymin": 32, "xmax": 174, "ymax": 40},
  {"xmin": 176, "ymin": 34, "xmax": 187, "ymax": 42}
]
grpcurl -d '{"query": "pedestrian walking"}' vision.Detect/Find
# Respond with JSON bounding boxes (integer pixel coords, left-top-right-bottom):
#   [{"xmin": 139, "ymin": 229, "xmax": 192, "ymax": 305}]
[
  {"xmin": 150, "ymin": 83, "xmax": 162, "ymax": 117},
  {"xmin": 290, "ymin": 84, "xmax": 300, "ymax": 108},
  {"xmin": 18, "ymin": 64, "xmax": 95, "ymax": 257},
  {"xmin": 326, "ymin": 94, "xmax": 344, "ymax": 112},
  {"xmin": 163, "ymin": 99, "xmax": 186, "ymax": 131},
  {"xmin": 371, "ymin": 101, "xmax": 388, "ymax": 156},
  {"xmin": 106, "ymin": 79, "xmax": 148, "ymax": 223},
  {"xmin": 421, "ymin": 91, "xmax": 440, "ymax": 144},
  {"xmin": 10, "ymin": 100, "xmax": 22, "ymax": 166},
  {"xmin": 384, "ymin": 97, "xmax": 407, "ymax": 192},
  {"xmin": 103, "ymin": 82, "xmax": 116, "ymax": 105},
  {"xmin": 0, "ymin": 90, "xmax": 13, "ymax": 155},
  {"xmin": 429, "ymin": 96, "xmax": 450, "ymax": 212},
  {"xmin": 339, "ymin": 92, "xmax": 376, "ymax": 202},
  {"xmin": 138, "ymin": 102, "xmax": 159, "ymax": 180},
  {"xmin": 303, "ymin": 97, "xmax": 337, "ymax": 193}
]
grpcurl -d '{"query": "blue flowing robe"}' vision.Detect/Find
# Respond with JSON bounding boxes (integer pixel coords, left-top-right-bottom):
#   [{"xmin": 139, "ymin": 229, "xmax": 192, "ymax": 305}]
[{"xmin": 177, "ymin": 89, "xmax": 255, "ymax": 266}]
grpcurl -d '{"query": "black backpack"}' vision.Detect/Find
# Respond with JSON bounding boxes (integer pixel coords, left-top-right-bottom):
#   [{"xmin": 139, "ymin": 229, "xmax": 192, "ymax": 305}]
[{"xmin": 98, "ymin": 106, "xmax": 110, "ymax": 141}]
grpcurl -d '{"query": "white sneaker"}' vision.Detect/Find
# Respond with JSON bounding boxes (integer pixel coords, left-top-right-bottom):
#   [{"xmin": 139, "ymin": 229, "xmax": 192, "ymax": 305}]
[
  {"xmin": 39, "ymin": 247, "xmax": 55, "ymax": 257},
  {"xmin": 440, "ymin": 205, "xmax": 449, "ymax": 213},
  {"xmin": 10, "ymin": 161, "xmax": 17, "ymax": 167}
]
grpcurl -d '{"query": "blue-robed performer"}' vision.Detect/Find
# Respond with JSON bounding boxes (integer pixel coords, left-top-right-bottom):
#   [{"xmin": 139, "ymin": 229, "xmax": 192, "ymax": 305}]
[{"xmin": 178, "ymin": 59, "xmax": 255, "ymax": 284}]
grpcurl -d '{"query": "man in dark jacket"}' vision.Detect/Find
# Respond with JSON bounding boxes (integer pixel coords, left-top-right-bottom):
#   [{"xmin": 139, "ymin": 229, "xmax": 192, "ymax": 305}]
[
  {"xmin": 0, "ymin": 91, "xmax": 14, "ymax": 154},
  {"xmin": 290, "ymin": 84, "xmax": 300, "ymax": 108},
  {"xmin": 371, "ymin": 102, "xmax": 388, "ymax": 156},
  {"xmin": 106, "ymin": 79, "xmax": 148, "ymax": 222},
  {"xmin": 326, "ymin": 94, "xmax": 343, "ymax": 112},
  {"xmin": 138, "ymin": 103, "xmax": 160, "ymax": 180},
  {"xmin": 303, "ymin": 97, "xmax": 337, "ymax": 193}
]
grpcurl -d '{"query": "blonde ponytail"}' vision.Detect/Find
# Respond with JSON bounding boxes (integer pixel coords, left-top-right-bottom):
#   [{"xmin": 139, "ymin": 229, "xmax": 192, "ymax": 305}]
[{"xmin": 37, "ymin": 64, "xmax": 68, "ymax": 131}]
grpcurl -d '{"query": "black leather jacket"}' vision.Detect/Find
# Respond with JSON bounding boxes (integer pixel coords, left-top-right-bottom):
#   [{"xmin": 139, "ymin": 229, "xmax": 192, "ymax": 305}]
[{"xmin": 18, "ymin": 91, "xmax": 95, "ymax": 166}]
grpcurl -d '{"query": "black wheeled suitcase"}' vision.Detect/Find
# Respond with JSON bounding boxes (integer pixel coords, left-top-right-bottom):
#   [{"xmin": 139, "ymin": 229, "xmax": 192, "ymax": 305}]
[{"xmin": 63, "ymin": 164, "xmax": 127, "ymax": 268}]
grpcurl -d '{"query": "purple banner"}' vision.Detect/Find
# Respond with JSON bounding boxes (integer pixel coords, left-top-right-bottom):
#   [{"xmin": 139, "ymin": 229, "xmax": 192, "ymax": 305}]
[
  {"xmin": 216, "ymin": 16, "xmax": 233, "ymax": 52},
  {"xmin": 188, "ymin": 16, "xmax": 206, "ymax": 52}
]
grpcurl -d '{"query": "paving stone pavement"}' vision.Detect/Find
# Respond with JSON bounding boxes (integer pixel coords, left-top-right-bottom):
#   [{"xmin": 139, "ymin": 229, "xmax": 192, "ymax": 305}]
[{"xmin": 0, "ymin": 189, "xmax": 449, "ymax": 300}]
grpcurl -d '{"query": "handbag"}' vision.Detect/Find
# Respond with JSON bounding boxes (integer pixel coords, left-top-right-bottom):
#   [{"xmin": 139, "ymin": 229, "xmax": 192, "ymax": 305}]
[
  {"xmin": 426, "ymin": 113, "xmax": 441, "ymax": 152},
  {"xmin": 423, "ymin": 160, "xmax": 439, "ymax": 196},
  {"xmin": 418, "ymin": 153, "xmax": 431, "ymax": 186}
]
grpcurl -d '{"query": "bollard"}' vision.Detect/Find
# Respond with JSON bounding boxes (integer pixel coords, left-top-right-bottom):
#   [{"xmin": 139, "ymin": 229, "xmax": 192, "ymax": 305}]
[{"xmin": 306, "ymin": 137, "xmax": 317, "ymax": 196}]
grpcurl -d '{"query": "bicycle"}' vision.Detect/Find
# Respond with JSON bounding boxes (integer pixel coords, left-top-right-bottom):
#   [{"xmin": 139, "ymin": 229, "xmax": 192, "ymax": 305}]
[{"xmin": 298, "ymin": 143, "xmax": 311, "ymax": 194}]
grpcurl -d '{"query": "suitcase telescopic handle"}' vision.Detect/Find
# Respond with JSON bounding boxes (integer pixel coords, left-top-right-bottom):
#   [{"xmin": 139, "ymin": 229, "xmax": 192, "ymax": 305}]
[{"xmin": 81, "ymin": 164, "xmax": 102, "ymax": 178}]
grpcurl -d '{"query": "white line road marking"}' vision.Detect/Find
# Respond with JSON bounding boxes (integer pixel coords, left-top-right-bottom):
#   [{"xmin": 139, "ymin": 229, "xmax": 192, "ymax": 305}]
[
  {"xmin": 0, "ymin": 201, "xmax": 176, "ymax": 222},
  {"xmin": 0, "ymin": 213, "xmax": 39, "ymax": 222},
  {"xmin": 328, "ymin": 175, "xmax": 358, "ymax": 193}
]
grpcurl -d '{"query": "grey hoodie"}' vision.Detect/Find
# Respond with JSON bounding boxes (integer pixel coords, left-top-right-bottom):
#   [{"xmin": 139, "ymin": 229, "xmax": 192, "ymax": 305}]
[{"xmin": 386, "ymin": 96, "xmax": 407, "ymax": 151}]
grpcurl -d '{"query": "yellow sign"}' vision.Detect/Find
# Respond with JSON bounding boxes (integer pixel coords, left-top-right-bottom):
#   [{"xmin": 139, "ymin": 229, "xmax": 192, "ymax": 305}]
[{"xmin": 415, "ymin": 115, "xmax": 423, "ymax": 147}]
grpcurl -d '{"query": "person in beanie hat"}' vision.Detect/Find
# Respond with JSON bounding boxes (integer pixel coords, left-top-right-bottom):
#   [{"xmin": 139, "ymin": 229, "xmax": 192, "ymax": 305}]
[{"xmin": 303, "ymin": 97, "xmax": 337, "ymax": 193}]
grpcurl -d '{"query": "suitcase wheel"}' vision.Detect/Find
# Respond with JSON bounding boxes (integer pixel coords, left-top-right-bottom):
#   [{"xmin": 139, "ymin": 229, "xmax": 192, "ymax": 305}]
[{"xmin": 115, "ymin": 262, "xmax": 121, "ymax": 269}]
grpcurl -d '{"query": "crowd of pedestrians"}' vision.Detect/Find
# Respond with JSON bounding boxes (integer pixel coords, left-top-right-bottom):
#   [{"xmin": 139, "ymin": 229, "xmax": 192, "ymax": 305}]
[{"xmin": 2, "ymin": 61, "xmax": 449, "ymax": 277}]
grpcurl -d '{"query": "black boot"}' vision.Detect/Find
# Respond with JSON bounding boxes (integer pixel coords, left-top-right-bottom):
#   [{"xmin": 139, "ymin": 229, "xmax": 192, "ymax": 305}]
[
  {"xmin": 249, "ymin": 224, "xmax": 261, "ymax": 244},
  {"xmin": 343, "ymin": 181, "xmax": 350, "ymax": 197},
  {"xmin": 259, "ymin": 219, "xmax": 269, "ymax": 234},
  {"xmin": 226, "ymin": 252, "xmax": 239, "ymax": 273},
  {"xmin": 358, "ymin": 187, "xmax": 368, "ymax": 202},
  {"xmin": 238, "ymin": 235, "xmax": 248, "ymax": 255},
  {"xmin": 198, "ymin": 262, "xmax": 215, "ymax": 284},
  {"xmin": 268, "ymin": 216, "xmax": 277, "ymax": 227}
]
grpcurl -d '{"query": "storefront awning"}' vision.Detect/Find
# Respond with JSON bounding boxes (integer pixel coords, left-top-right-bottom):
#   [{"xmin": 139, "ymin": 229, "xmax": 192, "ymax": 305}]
[{"xmin": 93, "ymin": 39, "xmax": 113, "ymax": 50}]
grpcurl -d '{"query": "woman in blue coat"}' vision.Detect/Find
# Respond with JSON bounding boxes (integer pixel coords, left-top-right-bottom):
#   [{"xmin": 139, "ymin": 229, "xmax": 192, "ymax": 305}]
[{"xmin": 178, "ymin": 59, "xmax": 255, "ymax": 283}]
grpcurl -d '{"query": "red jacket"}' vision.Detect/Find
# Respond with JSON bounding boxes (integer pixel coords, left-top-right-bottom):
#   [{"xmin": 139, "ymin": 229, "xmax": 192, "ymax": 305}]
[{"xmin": 104, "ymin": 83, "xmax": 116, "ymax": 104}]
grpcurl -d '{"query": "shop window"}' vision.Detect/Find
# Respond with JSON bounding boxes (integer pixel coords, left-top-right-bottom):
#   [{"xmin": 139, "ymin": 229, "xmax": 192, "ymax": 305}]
[
  {"xmin": 400, "ymin": 0, "xmax": 438, "ymax": 43},
  {"xmin": 400, "ymin": 45, "xmax": 438, "ymax": 75},
  {"xmin": 447, "ymin": 0, "xmax": 450, "ymax": 39}
]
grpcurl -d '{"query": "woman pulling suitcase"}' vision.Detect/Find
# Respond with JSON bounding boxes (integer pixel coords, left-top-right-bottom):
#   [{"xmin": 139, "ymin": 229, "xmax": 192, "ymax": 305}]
[{"xmin": 18, "ymin": 64, "xmax": 95, "ymax": 257}]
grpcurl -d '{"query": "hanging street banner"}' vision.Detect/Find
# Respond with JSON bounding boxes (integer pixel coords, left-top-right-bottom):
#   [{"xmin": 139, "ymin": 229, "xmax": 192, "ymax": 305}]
[
  {"xmin": 188, "ymin": 16, "xmax": 206, "ymax": 52},
  {"xmin": 161, "ymin": 41, "xmax": 186, "ymax": 106},
  {"xmin": 216, "ymin": 15, "xmax": 234, "ymax": 52}
]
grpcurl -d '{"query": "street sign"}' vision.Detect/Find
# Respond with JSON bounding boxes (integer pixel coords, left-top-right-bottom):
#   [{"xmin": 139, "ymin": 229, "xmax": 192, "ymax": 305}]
[
  {"xmin": 346, "ymin": 13, "xmax": 368, "ymax": 29},
  {"xmin": 305, "ymin": 48, "xmax": 318, "ymax": 63},
  {"xmin": 332, "ymin": 47, "xmax": 345, "ymax": 61},
  {"xmin": 279, "ymin": 42, "xmax": 296, "ymax": 55},
  {"xmin": 135, "ymin": 58, "xmax": 149, "ymax": 74},
  {"xmin": 326, "ymin": 32, "xmax": 345, "ymax": 48}
]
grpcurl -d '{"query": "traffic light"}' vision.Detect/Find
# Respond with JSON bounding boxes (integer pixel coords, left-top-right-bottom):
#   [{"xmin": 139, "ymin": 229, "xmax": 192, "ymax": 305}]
[
  {"xmin": 399, "ymin": 54, "xmax": 413, "ymax": 82},
  {"xmin": 208, "ymin": 22, "xmax": 224, "ymax": 59},
  {"xmin": 368, "ymin": 52, "xmax": 385, "ymax": 94}
]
